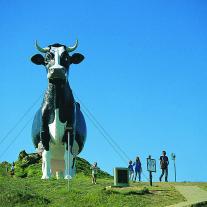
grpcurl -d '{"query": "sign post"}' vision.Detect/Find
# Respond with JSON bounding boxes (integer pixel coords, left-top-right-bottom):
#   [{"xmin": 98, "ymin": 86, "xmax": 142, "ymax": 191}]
[
  {"xmin": 66, "ymin": 127, "xmax": 72, "ymax": 191},
  {"xmin": 147, "ymin": 155, "xmax": 156, "ymax": 186},
  {"xmin": 68, "ymin": 130, "xmax": 70, "ymax": 191},
  {"xmin": 171, "ymin": 153, "xmax": 176, "ymax": 182},
  {"xmin": 149, "ymin": 170, "xmax": 152, "ymax": 186}
]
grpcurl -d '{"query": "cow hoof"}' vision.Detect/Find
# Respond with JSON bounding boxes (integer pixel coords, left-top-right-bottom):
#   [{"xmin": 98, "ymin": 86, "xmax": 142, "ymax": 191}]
[
  {"xmin": 64, "ymin": 175, "xmax": 72, "ymax": 180},
  {"xmin": 41, "ymin": 175, "xmax": 51, "ymax": 179}
]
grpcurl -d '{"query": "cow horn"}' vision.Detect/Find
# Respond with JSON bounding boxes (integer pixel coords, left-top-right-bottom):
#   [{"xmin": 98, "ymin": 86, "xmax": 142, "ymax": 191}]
[
  {"xmin": 35, "ymin": 40, "xmax": 50, "ymax": 53},
  {"xmin": 66, "ymin": 39, "xmax": 78, "ymax": 52}
]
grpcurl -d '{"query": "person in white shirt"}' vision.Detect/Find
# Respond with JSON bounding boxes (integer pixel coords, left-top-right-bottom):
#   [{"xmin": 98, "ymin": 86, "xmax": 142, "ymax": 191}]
[{"xmin": 90, "ymin": 162, "xmax": 98, "ymax": 184}]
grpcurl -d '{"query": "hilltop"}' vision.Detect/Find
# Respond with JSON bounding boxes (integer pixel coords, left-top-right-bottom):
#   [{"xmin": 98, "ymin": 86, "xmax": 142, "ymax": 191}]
[
  {"xmin": 0, "ymin": 150, "xmax": 111, "ymax": 179},
  {"xmin": 1, "ymin": 151, "xmax": 207, "ymax": 207}
]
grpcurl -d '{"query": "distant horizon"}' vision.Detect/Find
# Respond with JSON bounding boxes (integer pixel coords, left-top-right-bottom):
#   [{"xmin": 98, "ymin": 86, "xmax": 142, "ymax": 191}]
[{"xmin": 1, "ymin": 146, "xmax": 206, "ymax": 183}]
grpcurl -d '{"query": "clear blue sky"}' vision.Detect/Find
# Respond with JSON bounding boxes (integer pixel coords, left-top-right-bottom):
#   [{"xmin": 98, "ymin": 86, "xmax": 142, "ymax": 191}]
[{"xmin": 0, "ymin": 0, "xmax": 207, "ymax": 182}]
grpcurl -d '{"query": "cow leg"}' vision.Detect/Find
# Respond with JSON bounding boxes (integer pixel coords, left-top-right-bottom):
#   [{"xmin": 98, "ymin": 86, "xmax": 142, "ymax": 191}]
[
  {"xmin": 41, "ymin": 150, "xmax": 51, "ymax": 179},
  {"xmin": 42, "ymin": 159, "xmax": 45, "ymax": 176},
  {"xmin": 71, "ymin": 157, "xmax": 76, "ymax": 176}
]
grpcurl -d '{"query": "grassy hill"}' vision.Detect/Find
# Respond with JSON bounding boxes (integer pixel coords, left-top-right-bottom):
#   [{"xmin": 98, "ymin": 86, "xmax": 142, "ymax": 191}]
[
  {"xmin": 0, "ymin": 176, "xmax": 187, "ymax": 207},
  {"xmin": 0, "ymin": 151, "xmax": 206, "ymax": 207},
  {"xmin": 0, "ymin": 150, "xmax": 111, "ymax": 179}
]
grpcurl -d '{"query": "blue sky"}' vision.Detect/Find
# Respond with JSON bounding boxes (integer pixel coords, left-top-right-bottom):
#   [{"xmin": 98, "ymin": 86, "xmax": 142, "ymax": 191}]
[{"xmin": 0, "ymin": 0, "xmax": 207, "ymax": 182}]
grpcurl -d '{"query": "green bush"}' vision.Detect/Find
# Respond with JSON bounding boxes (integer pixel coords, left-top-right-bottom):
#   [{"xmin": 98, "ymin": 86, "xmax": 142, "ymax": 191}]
[
  {"xmin": 0, "ymin": 166, "xmax": 8, "ymax": 177},
  {"xmin": 0, "ymin": 162, "xmax": 10, "ymax": 177},
  {"xmin": 15, "ymin": 166, "xmax": 27, "ymax": 178},
  {"xmin": 26, "ymin": 163, "xmax": 42, "ymax": 178}
]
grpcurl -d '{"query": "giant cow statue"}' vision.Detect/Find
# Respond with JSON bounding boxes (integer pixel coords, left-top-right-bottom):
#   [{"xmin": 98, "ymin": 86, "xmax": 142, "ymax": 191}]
[{"xmin": 31, "ymin": 40, "xmax": 87, "ymax": 179}]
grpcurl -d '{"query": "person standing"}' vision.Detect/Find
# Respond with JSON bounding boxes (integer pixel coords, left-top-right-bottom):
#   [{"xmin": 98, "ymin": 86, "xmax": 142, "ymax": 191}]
[
  {"xmin": 159, "ymin": 151, "xmax": 169, "ymax": 182},
  {"xmin": 90, "ymin": 162, "xmax": 98, "ymax": 184},
  {"xmin": 134, "ymin": 157, "xmax": 142, "ymax": 182},
  {"xmin": 128, "ymin": 160, "xmax": 134, "ymax": 181}
]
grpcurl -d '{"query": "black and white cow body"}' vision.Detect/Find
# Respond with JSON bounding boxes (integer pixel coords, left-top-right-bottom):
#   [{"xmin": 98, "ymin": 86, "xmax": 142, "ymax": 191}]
[{"xmin": 31, "ymin": 41, "xmax": 86, "ymax": 179}]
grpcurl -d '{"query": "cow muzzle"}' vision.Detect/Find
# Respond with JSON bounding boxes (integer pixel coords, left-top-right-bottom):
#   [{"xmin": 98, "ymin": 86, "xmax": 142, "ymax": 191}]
[{"xmin": 47, "ymin": 66, "xmax": 66, "ymax": 80}]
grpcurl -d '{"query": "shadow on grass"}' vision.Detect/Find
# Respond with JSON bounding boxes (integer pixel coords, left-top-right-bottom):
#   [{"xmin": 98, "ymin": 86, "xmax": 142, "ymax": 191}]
[
  {"xmin": 104, "ymin": 186, "xmax": 150, "ymax": 195},
  {"xmin": 190, "ymin": 201, "xmax": 207, "ymax": 207},
  {"xmin": 1, "ymin": 191, "xmax": 50, "ymax": 206}
]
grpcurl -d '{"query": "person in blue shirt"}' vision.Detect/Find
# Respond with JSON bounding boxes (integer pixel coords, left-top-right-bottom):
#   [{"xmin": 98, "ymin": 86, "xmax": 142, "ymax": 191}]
[
  {"xmin": 134, "ymin": 156, "xmax": 142, "ymax": 182},
  {"xmin": 128, "ymin": 160, "xmax": 134, "ymax": 181}
]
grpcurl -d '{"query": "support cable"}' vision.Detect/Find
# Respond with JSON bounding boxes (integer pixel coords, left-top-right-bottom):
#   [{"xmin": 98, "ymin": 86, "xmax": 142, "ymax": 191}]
[
  {"xmin": 75, "ymin": 94, "xmax": 150, "ymax": 181},
  {"xmin": 74, "ymin": 94, "xmax": 130, "ymax": 161},
  {"xmin": 81, "ymin": 107, "xmax": 128, "ymax": 164},
  {"xmin": 0, "ymin": 117, "xmax": 33, "ymax": 160},
  {"xmin": 0, "ymin": 95, "xmax": 42, "ymax": 146},
  {"xmin": 0, "ymin": 93, "xmax": 151, "ymax": 182}
]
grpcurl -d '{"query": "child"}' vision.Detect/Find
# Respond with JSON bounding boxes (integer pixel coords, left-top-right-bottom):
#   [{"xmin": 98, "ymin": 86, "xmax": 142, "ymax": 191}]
[
  {"xmin": 90, "ymin": 162, "xmax": 98, "ymax": 184},
  {"xmin": 128, "ymin": 160, "xmax": 134, "ymax": 181},
  {"xmin": 134, "ymin": 157, "xmax": 142, "ymax": 182}
]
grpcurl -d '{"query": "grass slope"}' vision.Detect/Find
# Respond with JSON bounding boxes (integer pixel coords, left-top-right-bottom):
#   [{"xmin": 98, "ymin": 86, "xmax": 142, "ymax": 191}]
[
  {"xmin": 0, "ymin": 176, "xmax": 186, "ymax": 207},
  {"xmin": 2, "ymin": 151, "xmax": 205, "ymax": 207}
]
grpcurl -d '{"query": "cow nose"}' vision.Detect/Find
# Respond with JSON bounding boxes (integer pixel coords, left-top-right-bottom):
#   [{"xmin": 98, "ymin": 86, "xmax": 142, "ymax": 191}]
[
  {"xmin": 47, "ymin": 66, "xmax": 66, "ymax": 80},
  {"xmin": 49, "ymin": 67, "xmax": 65, "ymax": 74}
]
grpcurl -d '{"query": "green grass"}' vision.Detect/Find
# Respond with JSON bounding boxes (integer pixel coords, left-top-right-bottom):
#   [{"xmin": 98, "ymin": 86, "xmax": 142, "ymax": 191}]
[
  {"xmin": 0, "ymin": 151, "xmax": 187, "ymax": 207},
  {"xmin": 0, "ymin": 175, "xmax": 185, "ymax": 207},
  {"xmin": 194, "ymin": 183, "xmax": 207, "ymax": 192}
]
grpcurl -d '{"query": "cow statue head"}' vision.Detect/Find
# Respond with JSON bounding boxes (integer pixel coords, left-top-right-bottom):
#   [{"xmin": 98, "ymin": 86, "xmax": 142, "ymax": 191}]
[{"xmin": 31, "ymin": 40, "xmax": 84, "ymax": 81}]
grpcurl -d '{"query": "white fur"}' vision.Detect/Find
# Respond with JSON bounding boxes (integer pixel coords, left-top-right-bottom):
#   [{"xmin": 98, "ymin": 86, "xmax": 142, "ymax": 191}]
[
  {"xmin": 41, "ymin": 107, "xmax": 75, "ymax": 179},
  {"xmin": 47, "ymin": 46, "xmax": 67, "ymax": 79},
  {"xmin": 41, "ymin": 143, "xmax": 75, "ymax": 179},
  {"xmin": 49, "ymin": 109, "xmax": 67, "ymax": 143}
]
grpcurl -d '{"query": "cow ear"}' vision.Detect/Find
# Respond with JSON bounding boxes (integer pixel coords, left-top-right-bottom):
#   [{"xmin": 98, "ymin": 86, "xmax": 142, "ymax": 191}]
[
  {"xmin": 31, "ymin": 54, "xmax": 45, "ymax": 65},
  {"xmin": 70, "ymin": 53, "xmax": 84, "ymax": 64}
]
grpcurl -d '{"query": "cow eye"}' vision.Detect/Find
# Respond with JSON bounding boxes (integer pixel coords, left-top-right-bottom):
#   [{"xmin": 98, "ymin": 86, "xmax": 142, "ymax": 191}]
[
  {"xmin": 45, "ymin": 53, "xmax": 54, "ymax": 63},
  {"xmin": 60, "ymin": 51, "xmax": 70, "ymax": 67}
]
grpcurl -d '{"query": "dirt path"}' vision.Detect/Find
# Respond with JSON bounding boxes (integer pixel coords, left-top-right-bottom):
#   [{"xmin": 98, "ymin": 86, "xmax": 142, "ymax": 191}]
[{"xmin": 167, "ymin": 185, "xmax": 207, "ymax": 207}]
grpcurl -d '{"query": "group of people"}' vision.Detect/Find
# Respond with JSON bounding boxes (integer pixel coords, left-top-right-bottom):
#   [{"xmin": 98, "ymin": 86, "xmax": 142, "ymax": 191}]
[
  {"xmin": 128, "ymin": 157, "xmax": 142, "ymax": 182},
  {"xmin": 90, "ymin": 158, "xmax": 142, "ymax": 185},
  {"xmin": 128, "ymin": 150, "xmax": 169, "ymax": 182},
  {"xmin": 90, "ymin": 150, "xmax": 169, "ymax": 185},
  {"xmin": 9, "ymin": 151, "xmax": 169, "ymax": 184}
]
